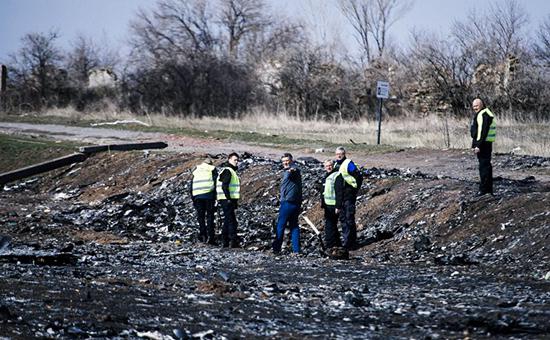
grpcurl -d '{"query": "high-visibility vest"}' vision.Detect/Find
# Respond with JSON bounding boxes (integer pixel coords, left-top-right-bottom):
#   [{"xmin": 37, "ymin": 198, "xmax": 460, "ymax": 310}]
[
  {"xmin": 191, "ymin": 163, "xmax": 216, "ymax": 196},
  {"xmin": 339, "ymin": 159, "xmax": 357, "ymax": 188},
  {"xmin": 477, "ymin": 108, "xmax": 496, "ymax": 142},
  {"xmin": 323, "ymin": 172, "xmax": 340, "ymax": 206},
  {"xmin": 216, "ymin": 167, "xmax": 240, "ymax": 200}
]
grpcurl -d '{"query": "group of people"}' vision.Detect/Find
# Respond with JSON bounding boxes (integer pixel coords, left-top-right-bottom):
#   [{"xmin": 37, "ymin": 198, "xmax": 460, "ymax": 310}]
[
  {"xmin": 190, "ymin": 97, "xmax": 496, "ymax": 254},
  {"xmin": 190, "ymin": 147, "xmax": 362, "ymax": 254},
  {"xmin": 190, "ymin": 152, "xmax": 241, "ymax": 248}
]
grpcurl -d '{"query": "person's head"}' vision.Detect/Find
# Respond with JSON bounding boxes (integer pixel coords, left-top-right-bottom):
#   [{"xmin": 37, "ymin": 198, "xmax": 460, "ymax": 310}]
[
  {"xmin": 203, "ymin": 157, "xmax": 213, "ymax": 165},
  {"xmin": 281, "ymin": 153, "xmax": 293, "ymax": 169},
  {"xmin": 227, "ymin": 152, "xmax": 239, "ymax": 167},
  {"xmin": 472, "ymin": 98, "xmax": 484, "ymax": 113},
  {"xmin": 324, "ymin": 159, "xmax": 334, "ymax": 173},
  {"xmin": 335, "ymin": 146, "xmax": 346, "ymax": 161}
]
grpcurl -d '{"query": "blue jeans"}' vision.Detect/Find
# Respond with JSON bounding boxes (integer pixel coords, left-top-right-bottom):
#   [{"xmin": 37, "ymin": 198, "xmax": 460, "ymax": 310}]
[{"xmin": 273, "ymin": 201, "xmax": 301, "ymax": 253}]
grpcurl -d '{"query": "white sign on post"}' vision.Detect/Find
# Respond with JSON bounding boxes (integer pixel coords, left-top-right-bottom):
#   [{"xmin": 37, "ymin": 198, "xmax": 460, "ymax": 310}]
[{"xmin": 376, "ymin": 80, "xmax": 389, "ymax": 99}]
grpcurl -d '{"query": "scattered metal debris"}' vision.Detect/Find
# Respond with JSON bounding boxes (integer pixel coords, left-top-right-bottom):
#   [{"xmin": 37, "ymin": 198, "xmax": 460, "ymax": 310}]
[{"xmin": 1, "ymin": 151, "xmax": 549, "ymax": 338}]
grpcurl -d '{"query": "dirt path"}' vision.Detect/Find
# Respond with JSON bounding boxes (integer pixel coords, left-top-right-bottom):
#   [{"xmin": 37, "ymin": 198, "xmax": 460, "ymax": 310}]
[{"xmin": 1, "ymin": 122, "xmax": 548, "ymax": 182}]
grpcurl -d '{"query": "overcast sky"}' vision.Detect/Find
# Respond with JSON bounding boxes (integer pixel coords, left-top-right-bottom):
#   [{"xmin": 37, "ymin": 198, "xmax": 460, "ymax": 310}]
[{"xmin": 1, "ymin": 0, "xmax": 549, "ymax": 62}]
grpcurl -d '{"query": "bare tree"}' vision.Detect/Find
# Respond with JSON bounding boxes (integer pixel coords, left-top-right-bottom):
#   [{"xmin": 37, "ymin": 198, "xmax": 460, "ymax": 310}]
[
  {"xmin": 407, "ymin": 31, "xmax": 472, "ymax": 116},
  {"xmin": 66, "ymin": 35, "xmax": 101, "ymax": 86},
  {"xmin": 219, "ymin": 0, "xmax": 269, "ymax": 60},
  {"xmin": 339, "ymin": 0, "xmax": 372, "ymax": 64},
  {"xmin": 242, "ymin": 17, "xmax": 305, "ymax": 63},
  {"xmin": 67, "ymin": 34, "xmax": 120, "ymax": 87},
  {"xmin": 534, "ymin": 14, "xmax": 550, "ymax": 65},
  {"xmin": 368, "ymin": 0, "xmax": 413, "ymax": 59},
  {"xmin": 8, "ymin": 30, "xmax": 65, "ymax": 109},
  {"xmin": 129, "ymin": 0, "xmax": 217, "ymax": 64},
  {"xmin": 339, "ymin": 0, "xmax": 413, "ymax": 64},
  {"xmin": 453, "ymin": 0, "xmax": 527, "ymax": 63}
]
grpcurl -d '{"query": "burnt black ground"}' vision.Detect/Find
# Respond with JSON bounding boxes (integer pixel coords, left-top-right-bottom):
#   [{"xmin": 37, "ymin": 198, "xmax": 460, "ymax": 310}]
[
  {"xmin": 1, "ymin": 151, "xmax": 550, "ymax": 339},
  {"xmin": 1, "ymin": 243, "xmax": 549, "ymax": 339}
]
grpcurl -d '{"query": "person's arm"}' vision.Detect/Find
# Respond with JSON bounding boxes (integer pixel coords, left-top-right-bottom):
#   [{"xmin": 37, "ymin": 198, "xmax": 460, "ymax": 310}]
[
  {"xmin": 470, "ymin": 116, "xmax": 477, "ymax": 148},
  {"xmin": 320, "ymin": 176, "xmax": 326, "ymax": 208},
  {"xmin": 289, "ymin": 166, "xmax": 301, "ymax": 181},
  {"xmin": 335, "ymin": 175, "xmax": 344, "ymax": 210},
  {"xmin": 347, "ymin": 161, "xmax": 358, "ymax": 174},
  {"xmin": 190, "ymin": 167, "xmax": 196, "ymax": 200},
  {"xmin": 348, "ymin": 160, "xmax": 363, "ymax": 185}
]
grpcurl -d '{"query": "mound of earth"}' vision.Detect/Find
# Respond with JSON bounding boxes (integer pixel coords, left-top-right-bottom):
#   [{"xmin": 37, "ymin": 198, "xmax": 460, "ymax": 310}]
[{"xmin": 1, "ymin": 150, "xmax": 549, "ymax": 338}]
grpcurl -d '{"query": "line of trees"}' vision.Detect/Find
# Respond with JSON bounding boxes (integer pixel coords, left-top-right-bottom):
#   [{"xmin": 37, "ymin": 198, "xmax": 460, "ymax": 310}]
[{"xmin": 1, "ymin": 0, "xmax": 549, "ymax": 120}]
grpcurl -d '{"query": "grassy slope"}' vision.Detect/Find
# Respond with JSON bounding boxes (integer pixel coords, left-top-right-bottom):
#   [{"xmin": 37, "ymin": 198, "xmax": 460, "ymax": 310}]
[{"xmin": 0, "ymin": 134, "xmax": 81, "ymax": 172}]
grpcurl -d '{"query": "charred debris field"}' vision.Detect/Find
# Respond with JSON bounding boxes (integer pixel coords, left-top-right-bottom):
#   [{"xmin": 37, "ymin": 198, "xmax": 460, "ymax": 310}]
[{"xmin": 1, "ymin": 151, "xmax": 549, "ymax": 339}]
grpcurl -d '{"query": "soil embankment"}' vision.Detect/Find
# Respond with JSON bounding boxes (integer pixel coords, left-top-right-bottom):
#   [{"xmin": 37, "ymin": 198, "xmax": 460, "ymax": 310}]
[{"xmin": 1, "ymin": 149, "xmax": 549, "ymax": 338}]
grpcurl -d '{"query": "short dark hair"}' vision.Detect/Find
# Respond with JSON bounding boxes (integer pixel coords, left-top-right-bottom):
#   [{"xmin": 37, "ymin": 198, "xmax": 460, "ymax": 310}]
[
  {"xmin": 228, "ymin": 152, "xmax": 239, "ymax": 159},
  {"xmin": 282, "ymin": 152, "xmax": 293, "ymax": 160}
]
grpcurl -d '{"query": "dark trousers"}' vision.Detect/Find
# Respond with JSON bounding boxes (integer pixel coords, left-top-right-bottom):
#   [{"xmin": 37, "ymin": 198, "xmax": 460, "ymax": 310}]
[
  {"xmin": 324, "ymin": 206, "xmax": 342, "ymax": 248},
  {"xmin": 339, "ymin": 200, "xmax": 357, "ymax": 250},
  {"xmin": 477, "ymin": 142, "xmax": 493, "ymax": 194},
  {"xmin": 193, "ymin": 198, "xmax": 215, "ymax": 242},
  {"xmin": 220, "ymin": 200, "xmax": 238, "ymax": 246},
  {"xmin": 273, "ymin": 201, "xmax": 301, "ymax": 253}
]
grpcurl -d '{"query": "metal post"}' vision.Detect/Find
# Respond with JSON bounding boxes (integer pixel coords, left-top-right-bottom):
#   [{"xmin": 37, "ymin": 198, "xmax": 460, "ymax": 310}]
[{"xmin": 377, "ymin": 98, "xmax": 383, "ymax": 145}]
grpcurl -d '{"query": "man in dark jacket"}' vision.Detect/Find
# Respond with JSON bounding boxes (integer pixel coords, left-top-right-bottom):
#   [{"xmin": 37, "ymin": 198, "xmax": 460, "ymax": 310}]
[
  {"xmin": 216, "ymin": 152, "xmax": 241, "ymax": 248},
  {"xmin": 470, "ymin": 98, "xmax": 496, "ymax": 196},
  {"xmin": 334, "ymin": 146, "xmax": 362, "ymax": 250},
  {"xmin": 272, "ymin": 153, "xmax": 302, "ymax": 254},
  {"xmin": 191, "ymin": 157, "xmax": 217, "ymax": 244}
]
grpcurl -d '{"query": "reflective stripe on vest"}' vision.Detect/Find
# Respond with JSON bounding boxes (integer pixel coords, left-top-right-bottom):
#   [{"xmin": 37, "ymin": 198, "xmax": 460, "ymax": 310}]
[
  {"xmin": 216, "ymin": 167, "xmax": 240, "ymax": 200},
  {"xmin": 477, "ymin": 108, "xmax": 496, "ymax": 142},
  {"xmin": 339, "ymin": 159, "xmax": 357, "ymax": 188},
  {"xmin": 323, "ymin": 172, "xmax": 340, "ymax": 206},
  {"xmin": 192, "ymin": 163, "xmax": 216, "ymax": 196}
]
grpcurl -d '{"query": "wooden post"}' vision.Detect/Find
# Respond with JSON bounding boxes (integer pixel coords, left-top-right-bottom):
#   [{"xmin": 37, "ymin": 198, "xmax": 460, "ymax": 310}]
[
  {"xmin": 0, "ymin": 153, "xmax": 88, "ymax": 187},
  {"xmin": 0, "ymin": 64, "xmax": 6, "ymax": 112}
]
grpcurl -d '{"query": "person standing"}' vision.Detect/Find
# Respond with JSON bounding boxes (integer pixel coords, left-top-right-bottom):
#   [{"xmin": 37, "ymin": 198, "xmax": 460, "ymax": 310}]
[
  {"xmin": 321, "ymin": 159, "xmax": 342, "ymax": 249},
  {"xmin": 191, "ymin": 157, "xmax": 217, "ymax": 244},
  {"xmin": 334, "ymin": 146, "xmax": 362, "ymax": 250},
  {"xmin": 272, "ymin": 153, "xmax": 302, "ymax": 254},
  {"xmin": 470, "ymin": 98, "xmax": 496, "ymax": 196},
  {"xmin": 216, "ymin": 152, "xmax": 241, "ymax": 248}
]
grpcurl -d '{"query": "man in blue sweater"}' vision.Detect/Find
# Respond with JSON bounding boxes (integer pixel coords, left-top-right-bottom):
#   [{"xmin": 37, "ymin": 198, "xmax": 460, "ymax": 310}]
[{"xmin": 272, "ymin": 153, "xmax": 302, "ymax": 254}]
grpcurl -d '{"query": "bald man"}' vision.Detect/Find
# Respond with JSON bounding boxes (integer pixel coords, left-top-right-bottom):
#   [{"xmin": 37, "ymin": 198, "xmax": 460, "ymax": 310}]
[{"xmin": 470, "ymin": 98, "xmax": 496, "ymax": 196}]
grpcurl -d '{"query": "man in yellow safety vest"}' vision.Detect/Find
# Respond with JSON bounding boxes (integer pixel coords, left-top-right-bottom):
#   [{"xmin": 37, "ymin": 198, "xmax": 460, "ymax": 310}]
[
  {"xmin": 334, "ymin": 146, "xmax": 362, "ymax": 250},
  {"xmin": 470, "ymin": 98, "xmax": 496, "ymax": 196},
  {"xmin": 216, "ymin": 152, "xmax": 241, "ymax": 248},
  {"xmin": 191, "ymin": 157, "xmax": 218, "ymax": 244}
]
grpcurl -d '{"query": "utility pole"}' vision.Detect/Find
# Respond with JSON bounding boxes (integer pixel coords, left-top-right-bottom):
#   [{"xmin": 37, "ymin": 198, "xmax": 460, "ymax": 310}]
[
  {"xmin": 0, "ymin": 65, "xmax": 7, "ymax": 112},
  {"xmin": 375, "ymin": 80, "xmax": 389, "ymax": 145}
]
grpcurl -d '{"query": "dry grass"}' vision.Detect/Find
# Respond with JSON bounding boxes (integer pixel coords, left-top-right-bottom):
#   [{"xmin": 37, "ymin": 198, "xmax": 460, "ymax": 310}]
[{"xmin": 39, "ymin": 107, "xmax": 550, "ymax": 156}]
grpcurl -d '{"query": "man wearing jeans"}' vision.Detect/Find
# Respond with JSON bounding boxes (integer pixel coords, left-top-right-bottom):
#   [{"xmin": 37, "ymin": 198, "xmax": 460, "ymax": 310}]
[{"xmin": 272, "ymin": 153, "xmax": 302, "ymax": 254}]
